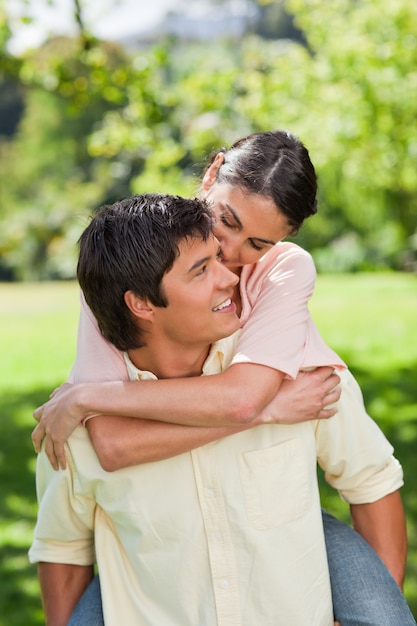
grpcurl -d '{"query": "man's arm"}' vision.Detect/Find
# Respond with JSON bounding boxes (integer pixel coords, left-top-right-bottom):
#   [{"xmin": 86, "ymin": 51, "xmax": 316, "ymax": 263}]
[
  {"xmin": 38, "ymin": 562, "xmax": 94, "ymax": 626},
  {"xmin": 350, "ymin": 490, "xmax": 408, "ymax": 589}
]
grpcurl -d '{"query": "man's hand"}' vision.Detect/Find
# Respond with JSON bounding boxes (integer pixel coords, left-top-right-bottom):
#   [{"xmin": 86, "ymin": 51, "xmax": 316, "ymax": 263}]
[
  {"xmin": 32, "ymin": 383, "xmax": 92, "ymax": 471},
  {"xmin": 258, "ymin": 367, "xmax": 341, "ymax": 424}
]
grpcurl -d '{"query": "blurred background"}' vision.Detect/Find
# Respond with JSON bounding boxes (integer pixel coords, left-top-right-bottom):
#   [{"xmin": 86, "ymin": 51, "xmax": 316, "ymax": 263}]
[
  {"xmin": 1, "ymin": 0, "xmax": 416, "ymax": 280},
  {"xmin": 0, "ymin": 0, "xmax": 416, "ymax": 623}
]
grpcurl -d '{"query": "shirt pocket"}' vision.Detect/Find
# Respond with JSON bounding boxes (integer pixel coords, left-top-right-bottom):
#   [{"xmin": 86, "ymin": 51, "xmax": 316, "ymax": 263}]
[{"xmin": 238, "ymin": 438, "xmax": 310, "ymax": 530}]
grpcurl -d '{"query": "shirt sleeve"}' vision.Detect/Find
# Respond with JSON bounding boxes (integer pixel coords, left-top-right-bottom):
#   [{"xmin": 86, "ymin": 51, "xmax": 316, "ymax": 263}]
[
  {"xmin": 315, "ymin": 368, "xmax": 404, "ymax": 504},
  {"xmin": 28, "ymin": 443, "xmax": 96, "ymax": 566},
  {"xmin": 231, "ymin": 243, "xmax": 344, "ymax": 378},
  {"xmin": 68, "ymin": 290, "xmax": 128, "ymax": 383}
]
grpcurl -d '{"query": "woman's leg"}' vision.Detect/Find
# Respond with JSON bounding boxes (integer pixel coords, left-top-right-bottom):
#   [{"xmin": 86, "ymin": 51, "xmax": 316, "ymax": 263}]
[
  {"xmin": 323, "ymin": 510, "xmax": 416, "ymax": 625},
  {"xmin": 67, "ymin": 574, "xmax": 104, "ymax": 626}
]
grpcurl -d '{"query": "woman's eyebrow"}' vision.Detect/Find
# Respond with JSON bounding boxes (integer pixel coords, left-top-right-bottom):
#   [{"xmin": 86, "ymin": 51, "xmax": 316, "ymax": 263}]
[
  {"xmin": 224, "ymin": 204, "xmax": 243, "ymax": 228},
  {"xmin": 226, "ymin": 204, "xmax": 276, "ymax": 246}
]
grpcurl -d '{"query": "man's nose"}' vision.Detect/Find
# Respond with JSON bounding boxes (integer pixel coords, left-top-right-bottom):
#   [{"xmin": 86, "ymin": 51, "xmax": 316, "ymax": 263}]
[{"xmin": 217, "ymin": 261, "xmax": 239, "ymax": 288}]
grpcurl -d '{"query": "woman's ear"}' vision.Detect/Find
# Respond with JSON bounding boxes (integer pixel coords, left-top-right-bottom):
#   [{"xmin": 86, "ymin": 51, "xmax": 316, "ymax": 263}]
[
  {"xmin": 124, "ymin": 291, "xmax": 154, "ymax": 322},
  {"xmin": 201, "ymin": 152, "xmax": 225, "ymax": 190}
]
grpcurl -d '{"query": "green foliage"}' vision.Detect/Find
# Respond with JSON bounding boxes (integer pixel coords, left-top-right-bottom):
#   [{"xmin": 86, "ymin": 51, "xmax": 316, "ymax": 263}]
[
  {"xmin": 0, "ymin": 0, "xmax": 416, "ymax": 278},
  {"xmin": 283, "ymin": 0, "xmax": 417, "ymax": 269}
]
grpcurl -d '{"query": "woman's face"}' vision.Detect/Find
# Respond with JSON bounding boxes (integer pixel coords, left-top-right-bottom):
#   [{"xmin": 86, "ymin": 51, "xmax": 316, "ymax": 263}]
[{"xmin": 202, "ymin": 182, "xmax": 292, "ymax": 269}]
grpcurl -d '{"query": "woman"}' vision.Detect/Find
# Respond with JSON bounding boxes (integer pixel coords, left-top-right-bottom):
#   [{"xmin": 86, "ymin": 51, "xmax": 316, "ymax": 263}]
[{"xmin": 34, "ymin": 130, "xmax": 416, "ymax": 625}]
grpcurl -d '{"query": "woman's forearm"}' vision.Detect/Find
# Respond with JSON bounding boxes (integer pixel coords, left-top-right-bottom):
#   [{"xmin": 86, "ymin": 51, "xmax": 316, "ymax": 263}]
[
  {"xmin": 86, "ymin": 368, "xmax": 341, "ymax": 471},
  {"xmin": 87, "ymin": 415, "xmax": 251, "ymax": 471},
  {"xmin": 32, "ymin": 363, "xmax": 281, "ymax": 471},
  {"xmin": 32, "ymin": 365, "xmax": 340, "ymax": 472},
  {"xmin": 79, "ymin": 362, "xmax": 283, "ymax": 427}
]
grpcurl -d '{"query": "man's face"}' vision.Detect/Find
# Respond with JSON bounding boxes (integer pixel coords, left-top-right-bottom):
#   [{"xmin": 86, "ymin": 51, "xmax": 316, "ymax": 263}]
[{"xmin": 153, "ymin": 234, "xmax": 241, "ymax": 349}]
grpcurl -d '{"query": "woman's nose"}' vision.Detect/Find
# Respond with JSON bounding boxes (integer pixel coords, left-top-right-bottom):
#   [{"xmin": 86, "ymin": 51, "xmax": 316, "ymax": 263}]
[{"xmin": 218, "ymin": 234, "xmax": 241, "ymax": 264}]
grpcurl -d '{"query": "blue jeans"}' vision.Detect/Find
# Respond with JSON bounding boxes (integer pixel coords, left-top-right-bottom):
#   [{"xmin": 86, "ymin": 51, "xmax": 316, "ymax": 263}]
[
  {"xmin": 323, "ymin": 510, "xmax": 416, "ymax": 625},
  {"xmin": 67, "ymin": 574, "xmax": 104, "ymax": 626},
  {"xmin": 69, "ymin": 511, "xmax": 416, "ymax": 625}
]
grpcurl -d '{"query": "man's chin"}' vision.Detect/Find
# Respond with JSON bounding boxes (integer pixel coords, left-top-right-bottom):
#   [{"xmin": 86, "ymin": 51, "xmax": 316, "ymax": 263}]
[{"xmin": 213, "ymin": 322, "xmax": 241, "ymax": 342}]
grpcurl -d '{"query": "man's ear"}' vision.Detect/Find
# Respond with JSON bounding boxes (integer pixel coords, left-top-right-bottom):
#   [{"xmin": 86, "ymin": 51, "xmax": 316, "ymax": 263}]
[
  {"xmin": 124, "ymin": 291, "xmax": 154, "ymax": 322},
  {"xmin": 201, "ymin": 152, "xmax": 225, "ymax": 191}
]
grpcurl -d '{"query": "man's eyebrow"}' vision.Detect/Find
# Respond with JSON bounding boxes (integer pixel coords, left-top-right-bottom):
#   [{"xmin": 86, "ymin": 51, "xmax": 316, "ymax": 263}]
[
  {"xmin": 226, "ymin": 204, "xmax": 276, "ymax": 246},
  {"xmin": 188, "ymin": 255, "xmax": 211, "ymax": 274}
]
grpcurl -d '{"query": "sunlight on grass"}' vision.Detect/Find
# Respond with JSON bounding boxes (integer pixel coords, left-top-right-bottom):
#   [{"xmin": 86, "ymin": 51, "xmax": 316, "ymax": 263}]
[
  {"xmin": 310, "ymin": 272, "xmax": 417, "ymax": 371},
  {"xmin": 0, "ymin": 281, "xmax": 79, "ymax": 391}
]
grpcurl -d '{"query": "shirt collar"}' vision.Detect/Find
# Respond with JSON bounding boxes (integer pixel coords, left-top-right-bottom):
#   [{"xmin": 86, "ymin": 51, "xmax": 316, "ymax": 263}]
[{"xmin": 123, "ymin": 331, "xmax": 241, "ymax": 381}]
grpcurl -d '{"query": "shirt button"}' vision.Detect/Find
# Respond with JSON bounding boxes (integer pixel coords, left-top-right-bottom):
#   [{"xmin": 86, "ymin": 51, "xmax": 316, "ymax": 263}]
[
  {"xmin": 219, "ymin": 579, "xmax": 230, "ymax": 589},
  {"xmin": 214, "ymin": 532, "xmax": 222, "ymax": 541},
  {"xmin": 205, "ymin": 488, "xmax": 214, "ymax": 498}
]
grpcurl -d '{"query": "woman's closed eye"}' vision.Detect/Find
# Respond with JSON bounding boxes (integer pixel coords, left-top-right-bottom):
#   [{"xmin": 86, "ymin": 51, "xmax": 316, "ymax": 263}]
[
  {"xmin": 220, "ymin": 213, "xmax": 238, "ymax": 229},
  {"xmin": 249, "ymin": 240, "xmax": 264, "ymax": 251}
]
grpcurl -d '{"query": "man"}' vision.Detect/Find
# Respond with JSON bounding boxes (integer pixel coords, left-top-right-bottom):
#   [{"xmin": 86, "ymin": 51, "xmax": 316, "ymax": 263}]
[{"xmin": 29, "ymin": 194, "xmax": 404, "ymax": 625}]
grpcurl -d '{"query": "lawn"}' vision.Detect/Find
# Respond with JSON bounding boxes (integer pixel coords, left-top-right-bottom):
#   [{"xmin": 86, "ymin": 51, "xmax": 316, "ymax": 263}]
[{"xmin": 0, "ymin": 274, "xmax": 416, "ymax": 623}]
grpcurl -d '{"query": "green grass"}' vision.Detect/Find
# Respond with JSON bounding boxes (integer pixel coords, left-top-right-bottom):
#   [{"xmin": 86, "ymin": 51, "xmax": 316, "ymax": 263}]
[
  {"xmin": 0, "ymin": 282, "xmax": 79, "ymax": 625},
  {"xmin": 311, "ymin": 272, "xmax": 417, "ymax": 613},
  {"xmin": 0, "ymin": 275, "xmax": 416, "ymax": 622}
]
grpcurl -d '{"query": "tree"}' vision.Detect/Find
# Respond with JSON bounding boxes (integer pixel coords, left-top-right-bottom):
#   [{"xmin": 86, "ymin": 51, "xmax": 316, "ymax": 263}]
[
  {"xmin": 1, "ymin": 0, "xmax": 416, "ymax": 278},
  {"xmin": 283, "ymin": 0, "xmax": 417, "ymax": 270}
]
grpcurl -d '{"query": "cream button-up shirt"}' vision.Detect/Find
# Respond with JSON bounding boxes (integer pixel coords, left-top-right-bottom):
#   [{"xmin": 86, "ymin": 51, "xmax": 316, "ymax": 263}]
[{"xmin": 30, "ymin": 332, "xmax": 403, "ymax": 625}]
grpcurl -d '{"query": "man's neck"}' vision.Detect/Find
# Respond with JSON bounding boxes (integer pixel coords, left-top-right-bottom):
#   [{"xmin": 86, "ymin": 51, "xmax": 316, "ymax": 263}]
[{"xmin": 127, "ymin": 340, "xmax": 212, "ymax": 379}]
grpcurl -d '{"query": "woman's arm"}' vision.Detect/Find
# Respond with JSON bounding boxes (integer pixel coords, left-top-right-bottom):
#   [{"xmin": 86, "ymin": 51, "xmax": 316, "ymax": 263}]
[
  {"xmin": 35, "ymin": 365, "xmax": 339, "ymax": 471},
  {"xmin": 35, "ymin": 361, "xmax": 283, "ymax": 470},
  {"xmin": 68, "ymin": 291, "xmax": 128, "ymax": 384},
  {"xmin": 86, "ymin": 368, "xmax": 340, "ymax": 472},
  {"xmin": 33, "ymin": 247, "xmax": 342, "ymax": 470},
  {"xmin": 87, "ymin": 416, "xmax": 249, "ymax": 472}
]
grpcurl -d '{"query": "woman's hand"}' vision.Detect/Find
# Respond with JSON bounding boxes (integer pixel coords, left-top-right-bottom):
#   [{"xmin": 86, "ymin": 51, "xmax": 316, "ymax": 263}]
[
  {"xmin": 258, "ymin": 366, "xmax": 341, "ymax": 425},
  {"xmin": 32, "ymin": 382, "xmax": 95, "ymax": 471}
]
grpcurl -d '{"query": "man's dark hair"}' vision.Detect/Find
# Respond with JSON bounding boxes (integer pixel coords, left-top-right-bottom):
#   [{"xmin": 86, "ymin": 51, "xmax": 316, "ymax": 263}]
[{"xmin": 77, "ymin": 193, "xmax": 214, "ymax": 351}]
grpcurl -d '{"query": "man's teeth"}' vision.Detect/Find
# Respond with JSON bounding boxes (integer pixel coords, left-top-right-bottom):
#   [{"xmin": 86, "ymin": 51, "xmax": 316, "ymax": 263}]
[{"xmin": 213, "ymin": 298, "xmax": 231, "ymax": 311}]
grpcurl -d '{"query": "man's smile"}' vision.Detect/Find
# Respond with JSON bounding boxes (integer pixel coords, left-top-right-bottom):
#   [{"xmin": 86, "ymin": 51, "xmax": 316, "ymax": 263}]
[{"xmin": 212, "ymin": 297, "xmax": 234, "ymax": 312}]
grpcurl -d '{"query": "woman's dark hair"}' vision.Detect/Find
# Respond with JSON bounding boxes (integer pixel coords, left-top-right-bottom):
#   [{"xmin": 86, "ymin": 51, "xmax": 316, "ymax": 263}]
[
  {"xmin": 77, "ymin": 193, "xmax": 214, "ymax": 351},
  {"xmin": 205, "ymin": 130, "xmax": 318, "ymax": 234}
]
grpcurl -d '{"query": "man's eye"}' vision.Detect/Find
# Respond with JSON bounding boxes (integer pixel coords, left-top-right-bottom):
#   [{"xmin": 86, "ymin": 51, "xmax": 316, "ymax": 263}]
[{"xmin": 196, "ymin": 265, "xmax": 207, "ymax": 276}]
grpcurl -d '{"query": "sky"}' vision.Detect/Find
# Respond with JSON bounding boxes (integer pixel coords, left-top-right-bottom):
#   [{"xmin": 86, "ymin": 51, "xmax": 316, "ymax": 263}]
[{"xmin": 6, "ymin": 0, "xmax": 178, "ymax": 54}]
